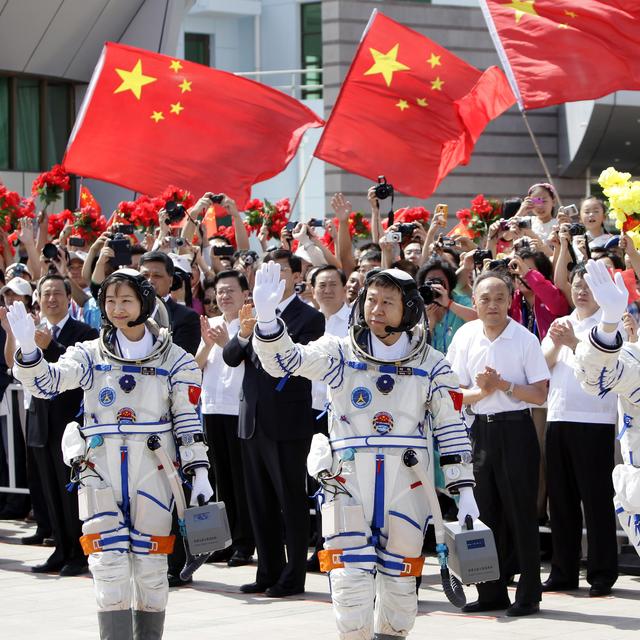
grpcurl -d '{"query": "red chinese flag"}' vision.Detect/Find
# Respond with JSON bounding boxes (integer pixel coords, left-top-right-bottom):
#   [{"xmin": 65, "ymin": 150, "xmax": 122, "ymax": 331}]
[
  {"xmin": 64, "ymin": 43, "xmax": 324, "ymax": 207},
  {"xmin": 314, "ymin": 12, "xmax": 515, "ymax": 199},
  {"xmin": 480, "ymin": 1, "xmax": 640, "ymax": 110},
  {"xmin": 79, "ymin": 185, "xmax": 101, "ymax": 215}
]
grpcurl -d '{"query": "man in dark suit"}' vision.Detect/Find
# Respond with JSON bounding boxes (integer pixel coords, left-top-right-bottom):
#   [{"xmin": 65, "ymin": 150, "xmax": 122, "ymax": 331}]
[
  {"xmin": 25, "ymin": 274, "xmax": 99, "ymax": 575},
  {"xmin": 139, "ymin": 251, "xmax": 200, "ymax": 355},
  {"xmin": 223, "ymin": 249, "xmax": 325, "ymax": 597},
  {"xmin": 139, "ymin": 251, "xmax": 200, "ymax": 587}
]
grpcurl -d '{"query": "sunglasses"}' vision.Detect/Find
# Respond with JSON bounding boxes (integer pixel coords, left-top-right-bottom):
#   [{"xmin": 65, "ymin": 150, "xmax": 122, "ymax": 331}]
[{"xmin": 203, "ymin": 298, "xmax": 215, "ymax": 305}]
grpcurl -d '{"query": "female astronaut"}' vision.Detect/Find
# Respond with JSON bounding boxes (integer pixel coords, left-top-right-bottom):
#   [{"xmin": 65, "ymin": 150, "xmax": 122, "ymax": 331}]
[{"xmin": 8, "ymin": 269, "xmax": 213, "ymax": 640}]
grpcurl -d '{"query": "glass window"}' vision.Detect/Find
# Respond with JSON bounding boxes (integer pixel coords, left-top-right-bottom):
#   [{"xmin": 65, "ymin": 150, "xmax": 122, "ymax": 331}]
[
  {"xmin": 0, "ymin": 77, "xmax": 9, "ymax": 169},
  {"xmin": 301, "ymin": 3, "xmax": 322, "ymax": 99},
  {"xmin": 185, "ymin": 33, "xmax": 211, "ymax": 67},
  {"xmin": 15, "ymin": 77, "xmax": 40, "ymax": 171},
  {"xmin": 46, "ymin": 83, "xmax": 70, "ymax": 167}
]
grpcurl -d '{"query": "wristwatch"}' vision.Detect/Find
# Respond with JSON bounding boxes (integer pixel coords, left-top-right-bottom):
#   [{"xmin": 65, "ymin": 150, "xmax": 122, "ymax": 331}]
[
  {"xmin": 178, "ymin": 433, "xmax": 207, "ymax": 447},
  {"xmin": 505, "ymin": 381, "xmax": 515, "ymax": 397},
  {"xmin": 440, "ymin": 452, "xmax": 473, "ymax": 466}
]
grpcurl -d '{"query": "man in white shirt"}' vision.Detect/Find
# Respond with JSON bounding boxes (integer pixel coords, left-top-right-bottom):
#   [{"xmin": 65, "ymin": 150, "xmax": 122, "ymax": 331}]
[
  {"xmin": 195, "ymin": 270, "xmax": 254, "ymax": 567},
  {"xmin": 448, "ymin": 270, "xmax": 550, "ymax": 617},
  {"xmin": 541, "ymin": 264, "xmax": 619, "ymax": 596}
]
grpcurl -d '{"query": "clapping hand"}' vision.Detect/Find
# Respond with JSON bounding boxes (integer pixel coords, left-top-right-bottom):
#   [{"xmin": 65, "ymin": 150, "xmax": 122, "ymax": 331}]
[
  {"xmin": 548, "ymin": 319, "xmax": 578, "ymax": 350},
  {"xmin": 475, "ymin": 366, "xmax": 502, "ymax": 394},
  {"xmin": 252, "ymin": 262, "xmax": 285, "ymax": 323},
  {"xmin": 238, "ymin": 303, "xmax": 256, "ymax": 338}
]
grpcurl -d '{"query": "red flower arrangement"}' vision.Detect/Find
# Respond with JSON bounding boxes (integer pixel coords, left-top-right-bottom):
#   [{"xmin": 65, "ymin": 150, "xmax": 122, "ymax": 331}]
[
  {"xmin": 455, "ymin": 194, "xmax": 502, "ymax": 239},
  {"xmin": 112, "ymin": 200, "xmax": 137, "ymax": 227},
  {"xmin": 0, "ymin": 184, "xmax": 36, "ymax": 232},
  {"xmin": 131, "ymin": 195, "xmax": 163, "ymax": 232},
  {"xmin": 73, "ymin": 206, "xmax": 108, "ymax": 243},
  {"xmin": 48, "ymin": 209, "xmax": 75, "ymax": 238},
  {"xmin": 244, "ymin": 198, "xmax": 291, "ymax": 239},
  {"xmin": 381, "ymin": 206, "xmax": 431, "ymax": 230},
  {"xmin": 215, "ymin": 225, "xmax": 238, "ymax": 249},
  {"xmin": 160, "ymin": 185, "xmax": 195, "ymax": 210},
  {"xmin": 31, "ymin": 164, "xmax": 71, "ymax": 206}
]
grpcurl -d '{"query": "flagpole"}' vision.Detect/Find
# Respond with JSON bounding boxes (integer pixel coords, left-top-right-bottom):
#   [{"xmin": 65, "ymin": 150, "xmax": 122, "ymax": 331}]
[
  {"xmin": 290, "ymin": 155, "xmax": 315, "ymax": 217},
  {"xmin": 478, "ymin": 0, "xmax": 562, "ymax": 203},
  {"xmin": 77, "ymin": 177, "xmax": 84, "ymax": 210}
]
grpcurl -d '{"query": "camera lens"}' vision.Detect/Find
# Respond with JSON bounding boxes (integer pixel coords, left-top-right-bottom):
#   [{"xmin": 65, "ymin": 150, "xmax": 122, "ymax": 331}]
[{"xmin": 42, "ymin": 243, "xmax": 58, "ymax": 260}]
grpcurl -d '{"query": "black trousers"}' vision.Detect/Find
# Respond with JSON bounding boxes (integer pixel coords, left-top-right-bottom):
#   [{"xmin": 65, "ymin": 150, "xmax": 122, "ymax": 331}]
[
  {"xmin": 30, "ymin": 434, "xmax": 84, "ymax": 564},
  {"xmin": 242, "ymin": 433, "xmax": 312, "ymax": 590},
  {"xmin": 472, "ymin": 413, "xmax": 541, "ymax": 605},
  {"xmin": 546, "ymin": 420, "xmax": 618, "ymax": 587},
  {"xmin": 205, "ymin": 413, "xmax": 254, "ymax": 555}
]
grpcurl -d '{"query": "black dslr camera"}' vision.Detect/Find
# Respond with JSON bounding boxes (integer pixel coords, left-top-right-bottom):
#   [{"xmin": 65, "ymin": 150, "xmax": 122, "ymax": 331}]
[
  {"xmin": 208, "ymin": 194, "xmax": 225, "ymax": 205},
  {"xmin": 488, "ymin": 258, "xmax": 511, "ymax": 271},
  {"xmin": 107, "ymin": 232, "xmax": 132, "ymax": 267},
  {"xmin": 397, "ymin": 223, "xmax": 418, "ymax": 237},
  {"xmin": 164, "ymin": 200, "xmax": 186, "ymax": 224},
  {"xmin": 374, "ymin": 175, "xmax": 394, "ymax": 201},
  {"xmin": 568, "ymin": 222, "xmax": 586, "ymax": 236},
  {"xmin": 418, "ymin": 277, "xmax": 444, "ymax": 306},
  {"xmin": 473, "ymin": 249, "xmax": 492, "ymax": 267}
]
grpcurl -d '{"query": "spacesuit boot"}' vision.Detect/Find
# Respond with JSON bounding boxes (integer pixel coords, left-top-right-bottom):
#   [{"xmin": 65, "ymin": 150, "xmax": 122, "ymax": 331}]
[
  {"xmin": 133, "ymin": 610, "xmax": 165, "ymax": 640},
  {"xmin": 97, "ymin": 609, "xmax": 133, "ymax": 640}
]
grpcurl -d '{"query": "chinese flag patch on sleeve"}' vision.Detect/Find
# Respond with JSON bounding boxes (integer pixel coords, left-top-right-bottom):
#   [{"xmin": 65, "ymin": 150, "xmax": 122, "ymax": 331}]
[
  {"xmin": 448, "ymin": 390, "xmax": 464, "ymax": 412},
  {"xmin": 188, "ymin": 385, "xmax": 201, "ymax": 405}
]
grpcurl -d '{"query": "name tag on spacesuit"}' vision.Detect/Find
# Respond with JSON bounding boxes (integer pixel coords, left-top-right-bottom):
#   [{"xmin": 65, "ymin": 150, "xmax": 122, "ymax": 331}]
[{"xmin": 321, "ymin": 502, "xmax": 367, "ymax": 538}]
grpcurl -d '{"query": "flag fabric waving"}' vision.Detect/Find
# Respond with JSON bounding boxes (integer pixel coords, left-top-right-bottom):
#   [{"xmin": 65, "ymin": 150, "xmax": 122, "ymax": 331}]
[
  {"xmin": 314, "ymin": 12, "xmax": 515, "ymax": 199},
  {"xmin": 480, "ymin": 0, "xmax": 640, "ymax": 110},
  {"xmin": 63, "ymin": 43, "xmax": 324, "ymax": 206},
  {"xmin": 79, "ymin": 185, "xmax": 101, "ymax": 215}
]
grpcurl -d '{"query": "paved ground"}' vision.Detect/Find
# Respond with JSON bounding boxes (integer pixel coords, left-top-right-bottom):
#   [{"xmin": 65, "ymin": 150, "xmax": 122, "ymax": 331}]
[{"xmin": 2, "ymin": 518, "xmax": 640, "ymax": 639}]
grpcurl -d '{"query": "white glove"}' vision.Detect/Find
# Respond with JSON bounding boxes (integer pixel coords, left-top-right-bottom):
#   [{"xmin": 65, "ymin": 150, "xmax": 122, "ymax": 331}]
[
  {"xmin": 457, "ymin": 486, "xmax": 480, "ymax": 527},
  {"xmin": 6, "ymin": 301, "xmax": 37, "ymax": 356},
  {"xmin": 252, "ymin": 262, "xmax": 285, "ymax": 323},
  {"xmin": 584, "ymin": 259, "xmax": 628, "ymax": 325},
  {"xmin": 190, "ymin": 467, "xmax": 214, "ymax": 506}
]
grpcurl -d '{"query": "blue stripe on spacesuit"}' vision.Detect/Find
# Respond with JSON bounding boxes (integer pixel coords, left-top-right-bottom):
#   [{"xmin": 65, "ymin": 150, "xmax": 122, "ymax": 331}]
[
  {"xmin": 424, "ymin": 515, "xmax": 432, "ymax": 533},
  {"xmin": 376, "ymin": 558, "xmax": 405, "ymax": 571},
  {"xmin": 372, "ymin": 455, "xmax": 385, "ymax": 532},
  {"xmin": 322, "ymin": 349, "xmax": 345, "ymax": 389},
  {"xmin": 346, "ymin": 361, "xmax": 429, "ymax": 377},
  {"xmin": 120, "ymin": 446, "xmax": 130, "ymax": 526},
  {"xmin": 137, "ymin": 490, "xmax": 172, "ymax": 512},
  {"xmin": 618, "ymin": 415, "xmax": 633, "ymax": 441},
  {"xmin": 84, "ymin": 511, "xmax": 119, "ymax": 523},
  {"xmin": 388, "ymin": 510, "xmax": 421, "ymax": 531},
  {"xmin": 324, "ymin": 532, "xmax": 366, "ymax": 542},
  {"xmin": 342, "ymin": 554, "xmax": 378, "ymax": 565},
  {"xmin": 169, "ymin": 352, "xmax": 190, "ymax": 374},
  {"xmin": 616, "ymin": 506, "xmax": 624, "ymax": 514}
]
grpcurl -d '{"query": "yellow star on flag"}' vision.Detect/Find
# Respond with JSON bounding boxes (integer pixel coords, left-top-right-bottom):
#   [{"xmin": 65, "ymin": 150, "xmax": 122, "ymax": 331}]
[
  {"xmin": 169, "ymin": 60, "xmax": 183, "ymax": 73},
  {"xmin": 179, "ymin": 79, "xmax": 192, "ymax": 93},
  {"xmin": 150, "ymin": 111, "xmax": 164, "ymax": 123},
  {"xmin": 431, "ymin": 77, "xmax": 444, "ymax": 91},
  {"xmin": 364, "ymin": 44, "xmax": 410, "ymax": 87},
  {"xmin": 417, "ymin": 98, "xmax": 428, "ymax": 107},
  {"xmin": 396, "ymin": 99, "xmax": 409, "ymax": 112},
  {"xmin": 505, "ymin": 0, "xmax": 538, "ymax": 23},
  {"xmin": 427, "ymin": 53, "xmax": 441, "ymax": 69},
  {"xmin": 170, "ymin": 102, "xmax": 184, "ymax": 115},
  {"xmin": 565, "ymin": 10, "xmax": 577, "ymax": 18},
  {"xmin": 114, "ymin": 60, "xmax": 157, "ymax": 100}
]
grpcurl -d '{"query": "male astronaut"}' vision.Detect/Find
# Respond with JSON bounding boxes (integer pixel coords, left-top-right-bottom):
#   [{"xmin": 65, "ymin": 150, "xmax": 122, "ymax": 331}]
[
  {"xmin": 7, "ymin": 269, "xmax": 213, "ymax": 640},
  {"xmin": 575, "ymin": 259, "xmax": 640, "ymax": 555},
  {"xmin": 250, "ymin": 262, "xmax": 479, "ymax": 640}
]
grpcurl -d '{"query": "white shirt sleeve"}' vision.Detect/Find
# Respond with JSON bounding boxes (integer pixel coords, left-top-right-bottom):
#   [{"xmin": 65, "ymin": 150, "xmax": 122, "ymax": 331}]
[
  {"xmin": 523, "ymin": 333, "xmax": 551, "ymax": 384},
  {"xmin": 446, "ymin": 330, "xmax": 471, "ymax": 388}
]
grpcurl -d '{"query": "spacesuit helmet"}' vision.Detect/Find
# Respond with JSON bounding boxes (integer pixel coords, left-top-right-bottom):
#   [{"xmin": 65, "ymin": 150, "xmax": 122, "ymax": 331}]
[
  {"xmin": 98, "ymin": 268, "xmax": 157, "ymax": 327},
  {"xmin": 351, "ymin": 267, "xmax": 425, "ymax": 334}
]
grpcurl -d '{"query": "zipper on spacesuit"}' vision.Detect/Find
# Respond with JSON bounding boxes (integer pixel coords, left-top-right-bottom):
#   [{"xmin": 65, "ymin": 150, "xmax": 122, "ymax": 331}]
[
  {"xmin": 371, "ymin": 454, "xmax": 385, "ymax": 546},
  {"xmin": 120, "ymin": 446, "xmax": 131, "ymax": 527}
]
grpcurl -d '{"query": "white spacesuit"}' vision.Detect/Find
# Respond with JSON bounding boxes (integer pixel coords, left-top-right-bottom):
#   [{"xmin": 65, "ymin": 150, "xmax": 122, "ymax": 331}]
[
  {"xmin": 9, "ymin": 270, "xmax": 211, "ymax": 640},
  {"xmin": 575, "ymin": 260, "xmax": 640, "ymax": 554},
  {"xmin": 251, "ymin": 264, "xmax": 477, "ymax": 640}
]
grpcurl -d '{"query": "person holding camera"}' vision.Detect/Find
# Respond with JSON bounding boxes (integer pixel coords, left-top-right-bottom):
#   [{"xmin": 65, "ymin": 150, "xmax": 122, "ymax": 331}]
[
  {"xmin": 448, "ymin": 270, "xmax": 549, "ymax": 616},
  {"xmin": 513, "ymin": 182, "xmax": 559, "ymax": 244},
  {"xmin": 417, "ymin": 258, "xmax": 477, "ymax": 355}
]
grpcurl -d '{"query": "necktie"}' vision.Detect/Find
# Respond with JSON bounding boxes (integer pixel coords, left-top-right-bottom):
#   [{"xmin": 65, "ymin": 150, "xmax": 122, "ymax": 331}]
[{"xmin": 52, "ymin": 325, "xmax": 60, "ymax": 340}]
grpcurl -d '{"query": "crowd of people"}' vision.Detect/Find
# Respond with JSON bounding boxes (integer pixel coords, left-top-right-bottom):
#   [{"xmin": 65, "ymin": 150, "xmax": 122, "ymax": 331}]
[{"xmin": 0, "ymin": 180, "xmax": 636, "ymax": 638}]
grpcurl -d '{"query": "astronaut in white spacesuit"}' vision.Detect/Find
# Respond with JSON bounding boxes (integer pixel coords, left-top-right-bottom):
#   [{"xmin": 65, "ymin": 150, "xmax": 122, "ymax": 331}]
[
  {"xmin": 250, "ymin": 262, "xmax": 479, "ymax": 640},
  {"xmin": 8, "ymin": 269, "xmax": 213, "ymax": 640},
  {"xmin": 575, "ymin": 259, "xmax": 640, "ymax": 554}
]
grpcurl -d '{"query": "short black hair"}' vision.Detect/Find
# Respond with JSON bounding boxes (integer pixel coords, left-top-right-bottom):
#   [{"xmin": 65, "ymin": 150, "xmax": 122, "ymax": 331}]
[
  {"xmin": 359, "ymin": 250, "xmax": 382, "ymax": 264},
  {"xmin": 139, "ymin": 251, "xmax": 174, "ymax": 277},
  {"xmin": 599, "ymin": 251, "xmax": 625, "ymax": 270},
  {"xmin": 569, "ymin": 263, "xmax": 588, "ymax": 283},
  {"xmin": 213, "ymin": 269, "xmax": 249, "ymax": 292},
  {"xmin": 37, "ymin": 273, "xmax": 71, "ymax": 296},
  {"xmin": 310, "ymin": 264, "xmax": 347, "ymax": 287},
  {"xmin": 202, "ymin": 277, "xmax": 216, "ymax": 291},
  {"xmin": 473, "ymin": 270, "xmax": 514, "ymax": 297},
  {"xmin": 264, "ymin": 248, "xmax": 302, "ymax": 273},
  {"xmin": 417, "ymin": 257, "xmax": 457, "ymax": 292},
  {"xmin": 392, "ymin": 259, "xmax": 418, "ymax": 279}
]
